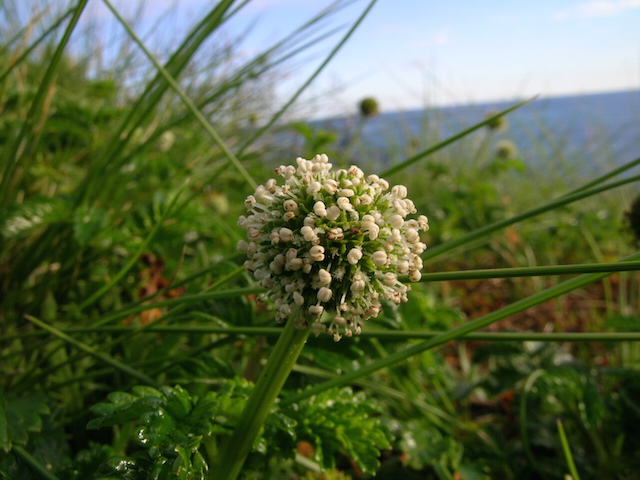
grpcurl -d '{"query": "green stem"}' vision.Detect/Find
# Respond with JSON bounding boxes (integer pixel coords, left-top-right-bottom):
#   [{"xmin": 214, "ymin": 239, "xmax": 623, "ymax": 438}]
[
  {"xmin": 8, "ymin": 328, "xmax": 640, "ymax": 343},
  {"xmin": 282, "ymin": 251, "xmax": 640, "ymax": 405},
  {"xmin": 418, "ymin": 261, "xmax": 640, "ymax": 281},
  {"xmin": 557, "ymin": 419, "xmax": 581, "ymax": 480},
  {"xmin": 24, "ymin": 315, "xmax": 160, "ymax": 388},
  {"xmin": 236, "ymin": 0, "xmax": 378, "ymax": 157},
  {"xmin": 13, "ymin": 445, "xmax": 61, "ymax": 480},
  {"xmin": 380, "ymin": 97, "xmax": 535, "ymax": 178},
  {"xmin": 520, "ymin": 369, "xmax": 548, "ymax": 477},
  {"xmin": 213, "ymin": 319, "xmax": 311, "ymax": 480},
  {"xmin": 102, "ymin": 0, "xmax": 257, "ymax": 190},
  {"xmin": 423, "ymin": 172, "xmax": 640, "ymax": 261}
]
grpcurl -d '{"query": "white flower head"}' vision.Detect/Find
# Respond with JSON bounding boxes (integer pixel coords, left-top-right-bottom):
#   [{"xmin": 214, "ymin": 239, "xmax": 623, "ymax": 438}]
[{"xmin": 237, "ymin": 154, "xmax": 429, "ymax": 339}]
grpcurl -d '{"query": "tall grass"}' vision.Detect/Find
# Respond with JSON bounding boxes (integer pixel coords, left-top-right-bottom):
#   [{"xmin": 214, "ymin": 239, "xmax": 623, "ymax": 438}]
[{"xmin": 2, "ymin": 1, "xmax": 640, "ymax": 479}]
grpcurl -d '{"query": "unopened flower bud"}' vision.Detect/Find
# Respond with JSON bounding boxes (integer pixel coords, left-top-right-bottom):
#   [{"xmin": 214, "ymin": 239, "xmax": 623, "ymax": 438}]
[{"xmin": 347, "ymin": 248, "xmax": 363, "ymax": 265}]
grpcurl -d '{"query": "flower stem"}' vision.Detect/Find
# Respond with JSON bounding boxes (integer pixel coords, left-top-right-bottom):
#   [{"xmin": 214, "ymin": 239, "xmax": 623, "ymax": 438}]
[{"xmin": 213, "ymin": 318, "xmax": 311, "ymax": 480}]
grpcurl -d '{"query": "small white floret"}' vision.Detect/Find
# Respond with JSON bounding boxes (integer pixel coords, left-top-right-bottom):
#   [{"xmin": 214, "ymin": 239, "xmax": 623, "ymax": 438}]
[
  {"xmin": 347, "ymin": 248, "xmax": 363, "ymax": 265},
  {"xmin": 317, "ymin": 287, "xmax": 333, "ymax": 302}
]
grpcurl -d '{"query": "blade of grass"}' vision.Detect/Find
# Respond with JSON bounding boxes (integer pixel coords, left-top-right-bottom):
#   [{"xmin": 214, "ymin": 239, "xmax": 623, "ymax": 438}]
[
  {"xmin": 24, "ymin": 315, "xmax": 160, "ymax": 387},
  {"xmin": 46, "ymin": 336, "xmax": 238, "ymax": 393},
  {"xmin": 557, "ymin": 419, "xmax": 582, "ymax": 480},
  {"xmin": 78, "ymin": 0, "xmax": 239, "ymax": 203},
  {"xmin": 91, "ymin": 286, "xmax": 263, "ymax": 327},
  {"xmin": 12, "ymin": 445, "xmax": 61, "ymax": 480},
  {"xmin": 520, "ymin": 369, "xmax": 547, "ymax": 475},
  {"xmin": 0, "ymin": 7, "xmax": 75, "ymax": 83},
  {"xmin": 381, "ymin": 97, "xmax": 537, "ymax": 178},
  {"xmin": 107, "ymin": 262, "xmax": 246, "ymax": 319},
  {"xmin": 565, "ymin": 155, "xmax": 640, "ymax": 194},
  {"xmin": 0, "ymin": 0, "xmax": 89, "ymax": 207},
  {"xmin": 14, "ymin": 277, "xmax": 259, "ymax": 385},
  {"xmin": 423, "ymin": 172, "xmax": 640, "ymax": 261},
  {"xmin": 7, "ymin": 327, "xmax": 640, "ymax": 343},
  {"xmin": 117, "ymin": 2, "xmax": 351, "ymax": 175},
  {"xmin": 281, "ymin": 250, "xmax": 640, "ymax": 405},
  {"xmin": 236, "ymin": 0, "xmax": 379, "ymax": 156},
  {"xmin": 418, "ymin": 261, "xmax": 640, "ymax": 281},
  {"xmin": 78, "ymin": 183, "xmax": 185, "ymax": 311},
  {"xmin": 102, "ymin": 0, "xmax": 257, "ymax": 190}
]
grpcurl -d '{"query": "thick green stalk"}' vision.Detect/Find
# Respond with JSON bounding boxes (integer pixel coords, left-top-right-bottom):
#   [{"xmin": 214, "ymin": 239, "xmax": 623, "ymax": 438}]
[{"xmin": 213, "ymin": 319, "xmax": 311, "ymax": 480}]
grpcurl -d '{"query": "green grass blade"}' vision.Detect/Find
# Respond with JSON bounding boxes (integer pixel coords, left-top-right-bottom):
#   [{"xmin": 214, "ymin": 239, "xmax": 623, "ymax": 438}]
[
  {"xmin": 0, "ymin": 7, "xmax": 75, "ymax": 83},
  {"xmin": 12, "ymin": 445, "xmax": 61, "ymax": 480},
  {"xmin": 418, "ymin": 261, "xmax": 640, "ymax": 281},
  {"xmin": 0, "ymin": 0, "xmax": 89, "ymax": 207},
  {"xmin": 77, "ymin": 0, "xmax": 239, "ymax": 203},
  {"xmin": 7, "ymin": 328, "xmax": 640, "ymax": 343},
  {"xmin": 24, "ymin": 315, "xmax": 160, "ymax": 387},
  {"xmin": 102, "ymin": 0, "xmax": 257, "ymax": 190},
  {"xmin": 281, "ymin": 250, "xmax": 640, "ymax": 405},
  {"xmin": 423, "ymin": 172, "xmax": 640, "ymax": 261},
  {"xmin": 519, "ymin": 369, "xmax": 547, "ymax": 474},
  {"xmin": 91, "ymin": 286, "xmax": 264, "ymax": 327},
  {"xmin": 565, "ymin": 155, "xmax": 640, "ymax": 194},
  {"xmin": 381, "ymin": 97, "xmax": 536, "ymax": 178},
  {"xmin": 236, "ymin": 0, "xmax": 379, "ymax": 156},
  {"xmin": 557, "ymin": 419, "xmax": 582, "ymax": 480},
  {"xmin": 78, "ymin": 183, "xmax": 185, "ymax": 311}
]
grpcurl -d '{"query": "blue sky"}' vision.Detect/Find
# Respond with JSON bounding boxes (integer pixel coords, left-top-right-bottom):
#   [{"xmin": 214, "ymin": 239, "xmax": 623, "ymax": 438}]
[{"xmin": 85, "ymin": 0, "xmax": 640, "ymax": 117}]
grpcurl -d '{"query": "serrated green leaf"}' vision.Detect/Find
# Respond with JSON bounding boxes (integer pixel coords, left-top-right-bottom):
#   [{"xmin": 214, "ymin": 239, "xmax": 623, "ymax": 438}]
[
  {"xmin": 86, "ymin": 379, "xmax": 298, "ymax": 479},
  {"xmin": 4, "ymin": 394, "xmax": 50, "ymax": 449},
  {"xmin": 287, "ymin": 387, "xmax": 391, "ymax": 474},
  {"xmin": 88, "ymin": 397, "xmax": 164, "ymax": 430},
  {"xmin": 161, "ymin": 385, "xmax": 191, "ymax": 419}
]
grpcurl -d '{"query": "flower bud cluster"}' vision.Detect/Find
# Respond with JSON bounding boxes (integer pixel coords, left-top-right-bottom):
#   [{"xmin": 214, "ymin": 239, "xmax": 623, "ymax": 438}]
[{"xmin": 238, "ymin": 154, "xmax": 428, "ymax": 341}]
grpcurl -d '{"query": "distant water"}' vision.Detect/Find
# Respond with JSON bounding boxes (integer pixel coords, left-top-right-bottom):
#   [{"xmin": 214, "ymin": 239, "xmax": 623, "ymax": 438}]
[{"xmin": 313, "ymin": 89, "xmax": 640, "ymax": 173}]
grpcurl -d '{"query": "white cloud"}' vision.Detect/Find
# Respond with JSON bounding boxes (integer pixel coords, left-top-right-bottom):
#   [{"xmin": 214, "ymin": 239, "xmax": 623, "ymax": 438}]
[{"xmin": 555, "ymin": 0, "xmax": 640, "ymax": 20}]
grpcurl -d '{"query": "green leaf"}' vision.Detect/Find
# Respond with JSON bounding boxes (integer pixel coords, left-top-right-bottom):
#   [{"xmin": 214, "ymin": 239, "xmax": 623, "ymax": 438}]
[
  {"xmin": 287, "ymin": 387, "xmax": 392, "ymax": 474},
  {"xmin": 1, "ymin": 393, "xmax": 50, "ymax": 450},
  {"xmin": 86, "ymin": 380, "xmax": 276, "ymax": 479},
  {"xmin": 88, "ymin": 396, "xmax": 163, "ymax": 430}
]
